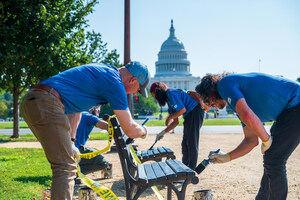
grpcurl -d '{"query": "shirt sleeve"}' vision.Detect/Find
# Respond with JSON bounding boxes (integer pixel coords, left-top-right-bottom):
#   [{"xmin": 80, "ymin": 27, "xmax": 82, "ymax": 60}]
[
  {"xmin": 217, "ymin": 76, "xmax": 244, "ymax": 112},
  {"xmin": 102, "ymin": 72, "xmax": 128, "ymax": 111},
  {"xmin": 218, "ymin": 77, "xmax": 246, "ymax": 127},
  {"xmin": 85, "ymin": 113, "xmax": 100, "ymax": 126},
  {"xmin": 167, "ymin": 90, "xmax": 185, "ymax": 112}
]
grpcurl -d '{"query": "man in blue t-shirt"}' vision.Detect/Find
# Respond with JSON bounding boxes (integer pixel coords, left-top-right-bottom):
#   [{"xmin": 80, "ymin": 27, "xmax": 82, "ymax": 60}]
[
  {"xmin": 20, "ymin": 61, "xmax": 150, "ymax": 199},
  {"xmin": 74, "ymin": 106, "xmax": 111, "ymax": 179},
  {"xmin": 195, "ymin": 72, "xmax": 300, "ymax": 200}
]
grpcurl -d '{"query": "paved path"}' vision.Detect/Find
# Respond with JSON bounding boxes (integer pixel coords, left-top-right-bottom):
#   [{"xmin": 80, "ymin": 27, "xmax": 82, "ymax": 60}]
[{"xmin": 0, "ymin": 125, "xmax": 271, "ymax": 135}]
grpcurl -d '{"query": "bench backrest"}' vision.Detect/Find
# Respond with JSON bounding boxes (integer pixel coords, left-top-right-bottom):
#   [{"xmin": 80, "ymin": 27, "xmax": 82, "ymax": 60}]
[{"xmin": 110, "ymin": 117, "xmax": 138, "ymax": 183}]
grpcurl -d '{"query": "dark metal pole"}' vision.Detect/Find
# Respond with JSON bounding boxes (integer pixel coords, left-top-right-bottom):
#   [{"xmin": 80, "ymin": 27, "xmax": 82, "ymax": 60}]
[{"xmin": 124, "ymin": 0, "xmax": 134, "ymax": 117}]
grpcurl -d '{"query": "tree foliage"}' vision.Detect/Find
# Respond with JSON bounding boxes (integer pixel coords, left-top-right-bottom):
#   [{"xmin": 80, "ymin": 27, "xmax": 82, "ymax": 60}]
[
  {"xmin": 297, "ymin": 76, "xmax": 300, "ymax": 83},
  {"xmin": 0, "ymin": 0, "xmax": 120, "ymax": 137},
  {"xmin": 0, "ymin": 102, "xmax": 8, "ymax": 119},
  {"xmin": 133, "ymin": 89, "xmax": 159, "ymax": 115}
]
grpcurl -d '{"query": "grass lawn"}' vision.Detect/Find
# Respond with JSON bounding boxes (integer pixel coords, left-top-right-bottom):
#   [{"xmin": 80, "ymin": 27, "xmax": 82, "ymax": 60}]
[
  {"xmin": 0, "ymin": 148, "xmax": 51, "ymax": 199},
  {"xmin": 0, "ymin": 132, "xmax": 108, "ymax": 143},
  {"xmin": 0, "ymin": 119, "xmax": 272, "ymax": 129}
]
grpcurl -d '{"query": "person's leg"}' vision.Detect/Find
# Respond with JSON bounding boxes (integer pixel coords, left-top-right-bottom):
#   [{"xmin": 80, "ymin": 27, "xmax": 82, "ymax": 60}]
[
  {"xmin": 21, "ymin": 91, "xmax": 77, "ymax": 200},
  {"xmin": 255, "ymin": 172, "xmax": 270, "ymax": 200},
  {"xmin": 183, "ymin": 105, "xmax": 204, "ymax": 170},
  {"xmin": 79, "ymin": 146, "xmax": 109, "ymax": 174},
  {"xmin": 256, "ymin": 103, "xmax": 300, "ymax": 200},
  {"xmin": 181, "ymin": 124, "xmax": 189, "ymax": 167}
]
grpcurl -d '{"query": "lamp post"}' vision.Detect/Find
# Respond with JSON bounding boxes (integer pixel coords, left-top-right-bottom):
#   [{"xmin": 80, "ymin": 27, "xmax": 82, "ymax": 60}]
[
  {"xmin": 258, "ymin": 59, "xmax": 261, "ymax": 72},
  {"xmin": 124, "ymin": 0, "xmax": 134, "ymax": 116}
]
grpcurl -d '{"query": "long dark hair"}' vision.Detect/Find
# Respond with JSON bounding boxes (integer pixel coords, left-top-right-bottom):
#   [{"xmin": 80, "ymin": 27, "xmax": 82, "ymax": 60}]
[{"xmin": 150, "ymin": 82, "xmax": 169, "ymax": 106}]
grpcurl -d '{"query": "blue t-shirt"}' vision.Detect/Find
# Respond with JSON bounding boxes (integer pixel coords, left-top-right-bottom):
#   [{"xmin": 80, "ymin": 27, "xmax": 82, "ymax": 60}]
[
  {"xmin": 75, "ymin": 112, "xmax": 99, "ymax": 148},
  {"xmin": 217, "ymin": 73, "xmax": 300, "ymax": 124},
  {"xmin": 39, "ymin": 63, "xmax": 128, "ymax": 114},
  {"xmin": 166, "ymin": 89, "xmax": 199, "ymax": 118}
]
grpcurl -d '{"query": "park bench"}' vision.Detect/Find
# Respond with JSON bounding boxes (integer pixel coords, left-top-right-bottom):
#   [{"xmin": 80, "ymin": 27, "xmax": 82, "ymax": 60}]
[{"xmin": 107, "ymin": 116, "xmax": 199, "ymax": 200}]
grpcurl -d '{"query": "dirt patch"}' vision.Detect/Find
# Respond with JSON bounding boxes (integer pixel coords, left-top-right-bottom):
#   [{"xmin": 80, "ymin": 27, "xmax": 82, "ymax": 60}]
[{"xmin": 1, "ymin": 134, "xmax": 299, "ymax": 200}]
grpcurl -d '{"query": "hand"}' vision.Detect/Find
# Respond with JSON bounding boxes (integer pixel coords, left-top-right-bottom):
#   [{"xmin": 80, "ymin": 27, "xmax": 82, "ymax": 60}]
[
  {"xmin": 141, "ymin": 126, "xmax": 148, "ymax": 139},
  {"xmin": 156, "ymin": 130, "xmax": 166, "ymax": 141},
  {"xmin": 72, "ymin": 143, "xmax": 80, "ymax": 163},
  {"xmin": 208, "ymin": 151, "xmax": 231, "ymax": 164},
  {"xmin": 261, "ymin": 136, "xmax": 272, "ymax": 155}
]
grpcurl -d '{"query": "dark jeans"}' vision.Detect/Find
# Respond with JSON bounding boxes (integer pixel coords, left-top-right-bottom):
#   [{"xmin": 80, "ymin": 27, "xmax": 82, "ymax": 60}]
[
  {"xmin": 182, "ymin": 104, "xmax": 204, "ymax": 170},
  {"xmin": 79, "ymin": 146, "xmax": 109, "ymax": 175},
  {"xmin": 256, "ymin": 103, "xmax": 300, "ymax": 200}
]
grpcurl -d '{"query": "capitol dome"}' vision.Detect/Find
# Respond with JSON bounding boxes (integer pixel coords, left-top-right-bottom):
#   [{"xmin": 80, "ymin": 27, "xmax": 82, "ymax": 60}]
[
  {"xmin": 150, "ymin": 20, "xmax": 200, "ymax": 91},
  {"xmin": 155, "ymin": 19, "xmax": 191, "ymax": 77}
]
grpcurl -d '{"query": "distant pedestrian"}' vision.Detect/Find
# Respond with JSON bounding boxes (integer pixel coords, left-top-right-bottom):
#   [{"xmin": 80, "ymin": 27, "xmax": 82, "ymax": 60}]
[{"xmin": 195, "ymin": 72, "xmax": 300, "ymax": 200}]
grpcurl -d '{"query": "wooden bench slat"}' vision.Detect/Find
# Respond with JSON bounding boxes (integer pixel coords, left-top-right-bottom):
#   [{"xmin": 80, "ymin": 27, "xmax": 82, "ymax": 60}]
[
  {"xmin": 141, "ymin": 150, "xmax": 149, "ymax": 159},
  {"xmin": 166, "ymin": 159, "xmax": 187, "ymax": 178},
  {"xmin": 157, "ymin": 146, "xmax": 167, "ymax": 155},
  {"xmin": 158, "ymin": 161, "xmax": 177, "ymax": 180},
  {"xmin": 162, "ymin": 146, "xmax": 174, "ymax": 155},
  {"xmin": 144, "ymin": 164, "xmax": 157, "ymax": 184},
  {"xmin": 137, "ymin": 163, "xmax": 147, "ymax": 185},
  {"xmin": 173, "ymin": 160, "xmax": 195, "ymax": 177},
  {"xmin": 151, "ymin": 162, "xmax": 167, "ymax": 182},
  {"xmin": 146, "ymin": 149, "xmax": 155, "ymax": 158},
  {"xmin": 152, "ymin": 148, "xmax": 161, "ymax": 156}
]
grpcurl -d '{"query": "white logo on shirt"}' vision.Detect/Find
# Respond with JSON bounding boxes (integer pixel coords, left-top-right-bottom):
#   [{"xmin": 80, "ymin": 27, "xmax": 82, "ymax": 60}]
[{"xmin": 228, "ymin": 97, "xmax": 231, "ymax": 104}]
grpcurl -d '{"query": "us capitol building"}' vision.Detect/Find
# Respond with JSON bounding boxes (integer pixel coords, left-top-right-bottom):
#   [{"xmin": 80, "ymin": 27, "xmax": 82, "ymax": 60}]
[{"xmin": 149, "ymin": 20, "xmax": 200, "ymax": 91}]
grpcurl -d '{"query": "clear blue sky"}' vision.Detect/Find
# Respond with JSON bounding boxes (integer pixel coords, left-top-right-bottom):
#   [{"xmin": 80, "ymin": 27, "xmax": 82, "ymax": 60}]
[{"xmin": 86, "ymin": 0, "xmax": 300, "ymax": 81}]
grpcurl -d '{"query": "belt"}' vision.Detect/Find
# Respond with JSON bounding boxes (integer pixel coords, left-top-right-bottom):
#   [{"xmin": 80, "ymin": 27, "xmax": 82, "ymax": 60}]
[{"xmin": 31, "ymin": 84, "xmax": 62, "ymax": 102}]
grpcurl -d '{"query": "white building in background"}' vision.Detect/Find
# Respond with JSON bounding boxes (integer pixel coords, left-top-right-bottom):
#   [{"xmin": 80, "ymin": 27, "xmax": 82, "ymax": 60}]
[{"xmin": 149, "ymin": 20, "xmax": 200, "ymax": 91}]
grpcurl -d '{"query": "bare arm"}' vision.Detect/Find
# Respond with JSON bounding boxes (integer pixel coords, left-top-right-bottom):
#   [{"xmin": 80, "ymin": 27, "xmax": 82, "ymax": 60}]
[
  {"xmin": 67, "ymin": 113, "xmax": 82, "ymax": 139},
  {"xmin": 229, "ymin": 126, "xmax": 259, "ymax": 160},
  {"xmin": 114, "ymin": 109, "xmax": 146, "ymax": 138},
  {"xmin": 165, "ymin": 108, "xmax": 186, "ymax": 126},
  {"xmin": 95, "ymin": 120, "xmax": 108, "ymax": 131},
  {"xmin": 164, "ymin": 117, "xmax": 179, "ymax": 133},
  {"xmin": 162, "ymin": 108, "xmax": 186, "ymax": 133},
  {"xmin": 235, "ymin": 98, "xmax": 269, "ymax": 141}
]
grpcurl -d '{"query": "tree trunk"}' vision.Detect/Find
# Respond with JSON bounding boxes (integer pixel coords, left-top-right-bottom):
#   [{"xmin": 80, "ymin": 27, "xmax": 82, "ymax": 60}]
[{"xmin": 11, "ymin": 87, "xmax": 20, "ymax": 138}]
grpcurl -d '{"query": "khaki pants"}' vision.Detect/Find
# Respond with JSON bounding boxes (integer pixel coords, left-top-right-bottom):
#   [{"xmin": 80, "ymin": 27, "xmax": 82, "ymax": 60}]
[{"xmin": 21, "ymin": 90, "xmax": 77, "ymax": 200}]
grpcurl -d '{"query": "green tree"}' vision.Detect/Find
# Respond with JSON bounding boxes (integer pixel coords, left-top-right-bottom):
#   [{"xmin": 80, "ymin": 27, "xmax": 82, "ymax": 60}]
[
  {"xmin": 0, "ymin": 0, "xmax": 120, "ymax": 138},
  {"xmin": 0, "ymin": 102, "xmax": 8, "ymax": 119},
  {"xmin": 133, "ymin": 89, "xmax": 159, "ymax": 115},
  {"xmin": 297, "ymin": 76, "xmax": 300, "ymax": 83}
]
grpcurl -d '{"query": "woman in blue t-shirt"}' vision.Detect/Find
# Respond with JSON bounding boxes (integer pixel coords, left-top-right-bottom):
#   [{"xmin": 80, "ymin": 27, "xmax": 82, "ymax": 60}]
[{"xmin": 150, "ymin": 82, "xmax": 205, "ymax": 170}]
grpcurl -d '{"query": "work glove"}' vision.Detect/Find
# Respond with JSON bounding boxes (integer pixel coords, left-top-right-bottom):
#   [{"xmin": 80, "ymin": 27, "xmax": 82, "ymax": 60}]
[
  {"xmin": 156, "ymin": 130, "xmax": 166, "ymax": 141},
  {"xmin": 208, "ymin": 151, "xmax": 231, "ymax": 164},
  {"xmin": 261, "ymin": 136, "xmax": 272, "ymax": 155},
  {"xmin": 141, "ymin": 126, "xmax": 148, "ymax": 139},
  {"xmin": 72, "ymin": 143, "xmax": 80, "ymax": 163}
]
